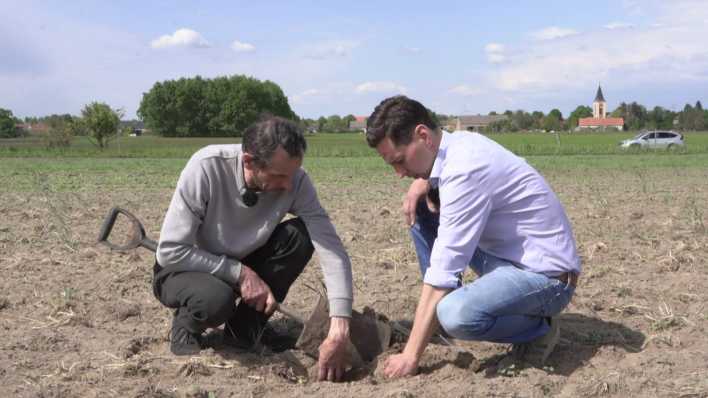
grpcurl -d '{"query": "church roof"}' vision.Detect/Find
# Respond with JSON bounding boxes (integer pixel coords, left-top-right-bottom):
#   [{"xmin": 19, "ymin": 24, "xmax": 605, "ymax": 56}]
[
  {"xmin": 457, "ymin": 114, "xmax": 508, "ymax": 126},
  {"xmin": 594, "ymin": 85, "xmax": 606, "ymax": 102},
  {"xmin": 578, "ymin": 117, "xmax": 623, "ymax": 127}
]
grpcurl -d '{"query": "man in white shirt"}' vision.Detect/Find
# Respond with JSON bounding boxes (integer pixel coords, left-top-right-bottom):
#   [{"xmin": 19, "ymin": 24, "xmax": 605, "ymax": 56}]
[{"xmin": 365, "ymin": 96, "xmax": 581, "ymax": 378}]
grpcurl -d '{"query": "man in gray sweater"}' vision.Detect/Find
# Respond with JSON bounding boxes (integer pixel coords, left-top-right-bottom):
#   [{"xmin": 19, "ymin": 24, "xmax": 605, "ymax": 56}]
[{"xmin": 152, "ymin": 116, "xmax": 354, "ymax": 382}]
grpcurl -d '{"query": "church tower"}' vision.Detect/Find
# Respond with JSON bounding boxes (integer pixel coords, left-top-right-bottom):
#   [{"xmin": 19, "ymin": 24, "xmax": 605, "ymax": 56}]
[{"xmin": 593, "ymin": 85, "xmax": 607, "ymax": 119}]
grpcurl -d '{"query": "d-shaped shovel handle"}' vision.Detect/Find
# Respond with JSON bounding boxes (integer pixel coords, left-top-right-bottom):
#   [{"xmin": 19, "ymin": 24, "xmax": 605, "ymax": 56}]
[{"xmin": 97, "ymin": 207, "xmax": 157, "ymax": 252}]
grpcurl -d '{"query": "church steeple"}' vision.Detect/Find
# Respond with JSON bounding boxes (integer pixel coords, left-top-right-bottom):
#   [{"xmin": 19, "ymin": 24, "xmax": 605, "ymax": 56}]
[
  {"xmin": 594, "ymin": 85, "xmax": 605, "ymax": 102},
  {"xmin": 593, "ymin": 84, "xmax": 607, "ymax": 118}
]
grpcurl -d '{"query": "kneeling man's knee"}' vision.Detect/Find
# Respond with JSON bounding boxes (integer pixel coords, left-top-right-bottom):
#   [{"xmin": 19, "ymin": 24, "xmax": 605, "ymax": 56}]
[{"xmin": 436, "ymin": 295, "xmax": 493, "ymax": 340}]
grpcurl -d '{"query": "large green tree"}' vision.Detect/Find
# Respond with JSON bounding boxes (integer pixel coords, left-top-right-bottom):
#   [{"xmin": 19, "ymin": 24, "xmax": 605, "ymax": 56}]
[
  {"xmin": 81, "ymin": 102, "xmax": 122, "ymax": 149},
  {"xmin": 567, "ymin": 105, "xmax": 592, "ymax": 130},
  {"xmin": 612, "ymin": 102, "xmax": 647, "ymax": 130},
  {"xmin": 138, "ymin": 75, "xmax": 297, "ymax": 137},
  {"xmin": 646, "ymin": 106, "xmax": 676, "ymax": 130},
  {"xmin": 316, "ymin": 116, "xmax": 327, "ymax": 133},
  {"xmin": 542, "ymin": 109, "xmax": 563, "ymax": 132},
  {"xmin": 321, "ymin": 115, "xmax": 350, "ymax": 132},
  {"xmin": 0, "ymin": 108, "xmax": 20, "ymax": 138},
  {"xmin": 510, "ymin": 110, "xmax": 535, "ymax": 131},
  {"xmin": 693, "ymin": 101, "xmax": 705, "ymax": 131}
]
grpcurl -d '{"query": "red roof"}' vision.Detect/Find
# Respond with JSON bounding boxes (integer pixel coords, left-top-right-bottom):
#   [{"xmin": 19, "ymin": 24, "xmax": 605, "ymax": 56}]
[
  {"xmin": 578, "ymin": 117, "xmax": 624, "ymax": 127},
  {"xmin": 354, "ymin": 116, "xmax": 367, "ymax": 122}
]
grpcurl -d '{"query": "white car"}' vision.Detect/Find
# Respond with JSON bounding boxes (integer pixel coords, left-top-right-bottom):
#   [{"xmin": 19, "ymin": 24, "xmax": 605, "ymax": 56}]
[{"xmin": 620, "ymin": 131, "xmax": 685, "ymax": 150}]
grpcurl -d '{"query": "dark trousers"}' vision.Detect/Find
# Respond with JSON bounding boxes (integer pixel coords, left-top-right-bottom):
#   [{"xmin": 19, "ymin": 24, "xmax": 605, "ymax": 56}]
[{"xmin": 154, "ymin": 218, "xmax": 314, "ymax": 339}]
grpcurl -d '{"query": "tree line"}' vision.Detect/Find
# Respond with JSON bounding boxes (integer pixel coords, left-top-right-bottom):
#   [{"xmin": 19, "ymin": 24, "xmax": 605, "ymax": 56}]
[
  {"xmin": 1, "ymin": 103, "xmax": 124, "ymax": 148},
  {"xmin": 485, "ymin": 101, "xmax": 707, "ymax": 133},
  {"xmin": 3, "ymin": 75, "xmax": 708, "ymax": 149}
]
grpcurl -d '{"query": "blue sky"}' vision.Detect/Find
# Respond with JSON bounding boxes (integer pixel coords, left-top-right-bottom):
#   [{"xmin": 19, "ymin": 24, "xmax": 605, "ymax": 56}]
[{"xmin": 3, "ymin": 0, "xmax": 708, "ymax": 120}]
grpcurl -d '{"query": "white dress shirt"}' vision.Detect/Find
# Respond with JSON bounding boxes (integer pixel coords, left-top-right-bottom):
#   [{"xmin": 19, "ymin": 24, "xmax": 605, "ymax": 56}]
[{"xmin": 424, "ymin": 131, "xmax": 581, "ymax": 288}]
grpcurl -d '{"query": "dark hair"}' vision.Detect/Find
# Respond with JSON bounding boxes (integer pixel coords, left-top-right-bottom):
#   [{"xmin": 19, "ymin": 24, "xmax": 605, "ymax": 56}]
[
  {"xmin": 366, "ymin": 95, "xmax": 439, "ymax": 148},
  {"xmin": 242, "ymin": 116, "xmax": 307, "ymax": 167}
]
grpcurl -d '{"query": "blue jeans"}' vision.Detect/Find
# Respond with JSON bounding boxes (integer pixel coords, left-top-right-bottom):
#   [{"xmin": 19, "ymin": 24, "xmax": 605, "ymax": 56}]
[{"xmin": 410, "ymin": 200, "xmax": 575, "ymax": 344}]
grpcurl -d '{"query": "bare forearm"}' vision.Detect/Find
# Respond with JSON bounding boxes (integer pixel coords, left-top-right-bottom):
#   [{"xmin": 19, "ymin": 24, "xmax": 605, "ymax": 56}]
[
  {"xmin": 327, "ymin": 316, "xmax": 351, "ymax": 341},
  {"xmin": 403, "ymin": 284, "xmax": 450, "ymax": 360}
]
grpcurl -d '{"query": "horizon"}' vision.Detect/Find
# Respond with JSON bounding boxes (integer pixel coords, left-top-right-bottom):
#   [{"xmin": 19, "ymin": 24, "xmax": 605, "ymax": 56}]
[{"xmin": 3, "ymin": 0, "xmax": 708, "ymax": 120}]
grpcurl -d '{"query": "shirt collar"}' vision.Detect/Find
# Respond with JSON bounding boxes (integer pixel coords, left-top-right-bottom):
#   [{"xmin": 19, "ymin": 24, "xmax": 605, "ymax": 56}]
[
  {"xmin": 428, "ymin": 131, "xmax": 450, "ymax": 187},
  {"xmin": 235, "ymin": 146, "xmax": 249, "ymax": 196}
]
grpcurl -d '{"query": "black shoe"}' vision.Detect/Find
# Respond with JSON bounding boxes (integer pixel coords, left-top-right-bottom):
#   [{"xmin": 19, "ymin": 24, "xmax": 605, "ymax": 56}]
[
  {"xmin": 223, "ymin": 321, "xmax": 296, "ymax": 352},
  {"xmin": 221, "ymin": 322, "xmax": 261, "ymax": 351},
  {"xmin": 259, "ymin": 326, "xmax": 297, "ymax": 352},
  {"xmin": 170, "ymin": 324, "xmax": 202, "ymax": 356}
]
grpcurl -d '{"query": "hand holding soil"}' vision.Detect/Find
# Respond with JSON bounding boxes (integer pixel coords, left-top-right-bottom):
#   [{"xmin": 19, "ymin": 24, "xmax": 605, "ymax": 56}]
[
  {"xmin": 317, "ymin": 333, "xmax": 349, "ymax": 382},
  {"xmin": 384, "ymin": 352, "xmax": 419, "ymax": 378}
]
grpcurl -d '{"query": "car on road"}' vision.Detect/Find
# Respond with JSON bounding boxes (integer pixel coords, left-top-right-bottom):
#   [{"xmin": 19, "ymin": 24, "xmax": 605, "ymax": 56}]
[{"xmin": 619, "ymin": 130, "xmax": 685, "ymax": 150}]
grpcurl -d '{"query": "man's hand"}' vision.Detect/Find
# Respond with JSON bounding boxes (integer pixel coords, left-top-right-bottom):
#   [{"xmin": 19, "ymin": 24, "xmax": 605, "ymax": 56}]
[
  {"xmin": 384, "ymin": 352, "xmax": 419, "ymax": 378},
  {"xmin": 403, "ymin": 178, "xmax": 431, "ymax": 226},
  {"xmin": 238, "ymin": 265, "xmax": 277, "ymax": 315},
  {"xmin": 317, "ymin": 317, "xmax": 350, "ymax": 382},
  {"xmin": 384, "ymin": 284, "xmax": 450, "ymax": 379}
]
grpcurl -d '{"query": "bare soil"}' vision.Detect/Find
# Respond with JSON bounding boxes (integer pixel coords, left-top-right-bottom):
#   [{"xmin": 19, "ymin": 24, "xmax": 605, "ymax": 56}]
[{"xmin": 1, "ymin": 169, "xmax": 707, "ymax": 397}]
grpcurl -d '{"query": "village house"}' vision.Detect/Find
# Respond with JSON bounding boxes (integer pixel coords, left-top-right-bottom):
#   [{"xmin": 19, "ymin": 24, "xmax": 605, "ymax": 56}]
[
  {"xmin": 444, "ymin": 114, "xmax": 508, "ymax": 132},
  {"xmin": 348, "ymin": 115, "xmax": 367, "ymax": 132}
]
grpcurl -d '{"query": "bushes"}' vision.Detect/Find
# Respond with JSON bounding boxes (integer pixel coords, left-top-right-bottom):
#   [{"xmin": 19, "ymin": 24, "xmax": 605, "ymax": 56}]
[{"xmin": 0, "ymin": 108, "xmax": 21, "ymax": 138}]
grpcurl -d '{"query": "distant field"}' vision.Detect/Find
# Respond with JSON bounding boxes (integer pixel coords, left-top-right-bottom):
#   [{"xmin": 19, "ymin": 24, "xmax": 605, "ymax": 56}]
[
  {"xmin": 2, "ymin": 131, "xmax": 708, "ymax": 158},
  {"xmin": 2, "ymin": 131, "xmax": 707, "ymax": 192},
  {"xmin": 2, "ymin": 152, "xmax": 708, "ymax": 193}
]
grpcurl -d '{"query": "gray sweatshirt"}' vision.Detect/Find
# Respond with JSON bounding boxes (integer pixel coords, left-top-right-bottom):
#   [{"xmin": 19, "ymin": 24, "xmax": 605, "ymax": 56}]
[{"xmin": 156, "ymin": 144, "xmax": 353, "ymax": 317}]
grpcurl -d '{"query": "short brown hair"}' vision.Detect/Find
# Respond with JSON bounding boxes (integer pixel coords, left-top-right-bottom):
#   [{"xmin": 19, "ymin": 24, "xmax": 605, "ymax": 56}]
[
  {"xmin": 365, "ymin": 95, "xmax": 438, "ymax": 148},
  {"xmin": 242, "ymin": 116, "xmax": 307, "ymax": 167}
]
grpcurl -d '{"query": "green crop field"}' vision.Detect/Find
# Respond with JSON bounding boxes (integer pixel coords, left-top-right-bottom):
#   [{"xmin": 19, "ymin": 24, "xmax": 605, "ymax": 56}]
[
  {"xmin": 2, "ymin": 131, "xmax": 708, "ymax": 158},
  {"xmin": 2, "ymin": 130, "xmax": 707, "ymax": 193},
  {"xmin": 1, "ymin": 146, "xmax": 707, "ymax": 195}
]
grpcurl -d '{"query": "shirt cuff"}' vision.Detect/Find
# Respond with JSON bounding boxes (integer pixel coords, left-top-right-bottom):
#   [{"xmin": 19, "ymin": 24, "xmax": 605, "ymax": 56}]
[
  {"xmin": 222, "ymin": 258, "xmax": 242, "ymax": 287},
  {"xmin": 328, "ymin": 298, "xmax": 353, "ymax": 318},
  {"xmin": 423, "ymin": 267, "xmax": 461, "ymax": 289}
]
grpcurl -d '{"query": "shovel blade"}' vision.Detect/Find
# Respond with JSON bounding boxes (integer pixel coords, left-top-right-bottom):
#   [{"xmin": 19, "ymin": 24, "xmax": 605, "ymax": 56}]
[{"xmin": 294, "ymin": 296, "xmax": 391, "ymax": 367}]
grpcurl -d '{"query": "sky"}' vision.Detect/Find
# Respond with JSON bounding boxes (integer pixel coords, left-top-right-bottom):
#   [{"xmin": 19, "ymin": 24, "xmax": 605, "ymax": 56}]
[{"xmin": 2, "ymin": 0, "xmax": 708, "ymax": 120}]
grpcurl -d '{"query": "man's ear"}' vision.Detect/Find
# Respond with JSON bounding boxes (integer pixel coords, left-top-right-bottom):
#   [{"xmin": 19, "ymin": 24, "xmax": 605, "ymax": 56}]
[
  {"xmin": 415, "ymin": 124, "xmax": 433, "ymax": 146},
  {"xmin": 242, "ymin": 152, "xmax": 256, "ymax": 171}
]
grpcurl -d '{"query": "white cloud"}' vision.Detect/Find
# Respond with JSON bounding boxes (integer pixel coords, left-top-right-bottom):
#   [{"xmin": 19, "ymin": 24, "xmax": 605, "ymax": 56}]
[
  {"xmin": 231, "ymin": 40, "xmax": 255, "ymax": 52},
  {"xmin": 355, "ymin": 81, "xmax": 407, "ymax": 94},
  {"xmin": 151, "ymin": 28, "xmax": 210, "ymax": 49},
  {"xmin": 403, "ymin": 46, "xmax": 421, "ymax": 54},
  {"xmin": 487, "ymin": 53, "xmax": 507, "ymax": 64},
  {"xmin": 303, "ymin": 40, "xmax": 359, "ymax": 59},
  {"xmin": 291, "ymin": 88, "xmax": 321, "ymax": 104},
  {"xmin": 481, "ymin": 0, "xmax": 708, "ymax": 95},
  {"xmin": 449, "ymin": 85, "xmax": 484, "ymax": 96},
  {"xmin": 484, "ymin": 42, "xmax": 506, "ymax": 64},
  {"xmin": 492, "ymin": 11, "xmax": 708, "ymax": 94},
  {"xmin": 530, "ymin": 26, "xmax": 579, "ymax": 41},
  {"xmin": 604, "ymin": 22, "xmax": 634, "ymax": 30}
]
